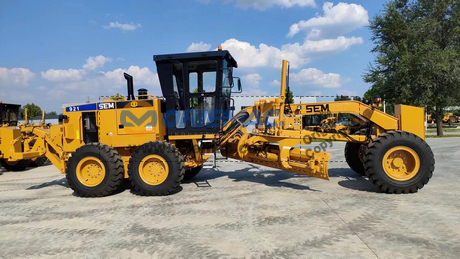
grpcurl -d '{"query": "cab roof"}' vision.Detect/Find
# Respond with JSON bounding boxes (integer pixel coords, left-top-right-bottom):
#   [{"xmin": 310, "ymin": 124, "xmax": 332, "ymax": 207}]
[{"xmin": 153, "ymin": 50, "xmax": 238, "ymax": 68}]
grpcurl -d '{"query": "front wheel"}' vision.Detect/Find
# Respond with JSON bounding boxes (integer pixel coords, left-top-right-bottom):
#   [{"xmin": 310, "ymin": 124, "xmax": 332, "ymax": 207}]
[
  {"xmin": 364, "ymin": 131, "xmax": 434, "ymax": 194},
  {"xmin": 128, "ymin": 141, "xmax": 185, "ymax": 196}
]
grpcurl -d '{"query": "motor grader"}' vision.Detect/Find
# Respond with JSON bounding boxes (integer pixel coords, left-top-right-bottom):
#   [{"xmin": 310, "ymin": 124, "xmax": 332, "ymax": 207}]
[
  {"xmin": 0, "ymin": 48, "xmax": 434, "ymax": 196},
  {"xmin": 427, "ymin": 113, "xmax": 459, "ymax": 124},
  {"xmin": 0, "ymin": 103, "xmax": 49, "ymax": 171}
]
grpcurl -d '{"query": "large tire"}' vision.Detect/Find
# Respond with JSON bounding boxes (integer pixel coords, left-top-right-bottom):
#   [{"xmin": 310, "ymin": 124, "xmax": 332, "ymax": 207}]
[
  {"xmin": 345, "ymin": 143, "xmax": 366, "ymax": 176},
  {"xmin": 66, "ymin": 143, "xmax": 124, "ymax": 197},
  {"xmin": 364, "ymin": 131, "xmax": 434, "ymax": 194},
  {"xmin": 344, "ymin": 129, "xmax": 368, "ymax": 176},
  {"xmin": 128, "ymin": 141, "xmax": 185, "ymax": 196},
  {"xmin": 184, "ymin": 165, "xmax": 203, "ymax": 181},
  {"xmin": 448, "ymin": 116, "xmax": 458, "ymax": 124},
  {"xmin": 0, "ymin": 159, "xmax": 30, "ymax": 171},
  {"xmin": 30, "ymin": 157, "xmax": 49, "ymax": 167}
]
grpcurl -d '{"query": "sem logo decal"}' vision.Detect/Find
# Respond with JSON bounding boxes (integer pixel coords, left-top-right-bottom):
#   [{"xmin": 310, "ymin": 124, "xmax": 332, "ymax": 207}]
[
  {"xmin": 305, "ymin": 104, "xmax": 330, "ymax": 113},
  {"xmin": 98, "ymin": 102, "xmax": 115, "ymax": 110}
]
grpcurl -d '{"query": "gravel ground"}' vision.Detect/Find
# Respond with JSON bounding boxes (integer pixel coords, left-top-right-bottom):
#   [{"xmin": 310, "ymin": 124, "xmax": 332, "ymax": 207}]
[{"xmin": 0, "ymin": 138, "xmax": 459, "ymax": 259}]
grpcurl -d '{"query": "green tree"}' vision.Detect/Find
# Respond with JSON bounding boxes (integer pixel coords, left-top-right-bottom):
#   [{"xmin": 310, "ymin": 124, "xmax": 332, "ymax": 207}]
[
  {"xmin": 364, "ymin": 0, "xmax": 460, "ymax": 136},
  {"xmin": 111, "ymin": 93, "xmax": 124, "ymax": 101},
  {"xmin": 46, "ymin": 111, "xmax": 57, "ymax": 116},
  {"xmin": 21, "ymin": 103, "xmax": 42, "ymax": 118},
  {"xmin": 334, "ymin": 95, "xmax": 351, "ymax": 101},
  {"xmin": 286, "ymin": 88, "xmax": 294, "ymax": 104}
]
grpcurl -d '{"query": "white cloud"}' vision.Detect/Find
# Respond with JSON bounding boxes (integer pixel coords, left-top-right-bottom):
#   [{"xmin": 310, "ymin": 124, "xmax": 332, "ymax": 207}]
[
  {"xmin": 290, "ymin": 68, "xmax": 347, "ymax": 88},
  {"xmin": 269, "ymin": 80, "xmax": 281, "ymax": 87},
  {"xmin": 102, "ymin": 66, "xmax": 160, "ymax": 87},
  {"xmin": 0, "ymin": 67, "xmax": 36, "ymax": 86},
  {"xmin": 187, "ymin": 42, "xmax": 212, "ymax": 52},
  {"xmin": 103, "ymin": 22, "xmax": 141, "ymax": 31},
  {"xmin": 287, "ymin": 2, "xmax": 369, "ymax": 39},
  {"xmin": 282, "ymin": 36, "xmax": 363, "ymax": 59},
  {"xmin": 83, "ymin": 55, "xmax": 112, "ymax": 70},
  {"xmin": 240, "ymin": 73, "xmax": 267, "ymax": 95},
  {"xmin": 41, "ymin": 68, "xmax": 85, "ymax": 82},
  {"xmin": 221, "ymin": 37, "xmax": 362, "ymax": 69},
  {"xmin": 221, "ymin": 39, "xmax": 306, "ymax": 69},
  {"xmin": 223, "ymin": 0, "xmax": 316, "ymax": 10},
  {"xmin": 41, "ymin": 55, "xmax": 160, "ymax": 99}
]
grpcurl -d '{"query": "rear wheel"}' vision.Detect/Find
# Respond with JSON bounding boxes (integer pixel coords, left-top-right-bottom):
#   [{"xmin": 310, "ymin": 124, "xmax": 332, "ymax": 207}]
[
  {"xmin": 184, "ymin": 165, "xmax": 203, "ymax": 181},
  {"xmin": 344, "ymin": 129, "xmax": 368, "ymax": 176},
  {"xmin": 364, "ymin": 131, "xmax": 434, "ymax": 194},
  {"xmin": 66, "ymin": 143, "xmax": 124, "ymax": 197},
  {"xmin": 0, "ymin": 159, "xmax": 30, "ymax": 171},
  {"xmin": 448, "ymin": 116, "xmax": 458, "ymax": 124},
  {"xmin": 128, "ymin": 141, "xmax": 184, "ymax": 196}
]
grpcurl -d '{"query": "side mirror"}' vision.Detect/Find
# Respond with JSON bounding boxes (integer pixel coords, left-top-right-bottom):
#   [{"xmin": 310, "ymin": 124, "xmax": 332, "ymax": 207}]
[{"xmin": 232, "ymin": 77, "xmax": 242, "ymax": 93}]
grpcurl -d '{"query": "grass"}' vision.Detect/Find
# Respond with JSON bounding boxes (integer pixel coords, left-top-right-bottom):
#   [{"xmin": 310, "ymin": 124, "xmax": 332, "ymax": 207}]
[
  {"xmin": 426, "ymin": 134, "xmax": 460, "ymax": 138},
  {"xmin": 427, "ymin": 128, "xmax": 460, "ymax": 133}
]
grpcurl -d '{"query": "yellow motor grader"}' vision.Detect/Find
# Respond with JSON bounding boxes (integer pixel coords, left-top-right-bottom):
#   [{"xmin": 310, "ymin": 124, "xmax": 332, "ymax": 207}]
[
  {"xmin": 0, "ymin": 103, "xmax": 49, "ymax": 171},
  {"xmin": 0, "ymin": 48, "xmax": 434, "ymax": 196}
]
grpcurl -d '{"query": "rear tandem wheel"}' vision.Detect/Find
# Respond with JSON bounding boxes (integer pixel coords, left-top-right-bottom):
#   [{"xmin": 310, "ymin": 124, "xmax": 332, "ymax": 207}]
[{"xmin": 128, "ymin": 141, "xmax": 185, "ymax": 196}]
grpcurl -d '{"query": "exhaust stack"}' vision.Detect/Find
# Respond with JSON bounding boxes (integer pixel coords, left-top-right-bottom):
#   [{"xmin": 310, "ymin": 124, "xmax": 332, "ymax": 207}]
[{"xmin": 124, "ymin": 73, "xmax": 135, "ymax": 101}]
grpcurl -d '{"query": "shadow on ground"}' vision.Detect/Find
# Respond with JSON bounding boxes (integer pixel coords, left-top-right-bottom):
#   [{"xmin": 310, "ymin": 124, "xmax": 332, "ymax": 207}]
[
  {"xmin": 185, "ymin": 165, "xmax": 381, "ymax": 193},
  {"xmin": 27, "ymin": 178, "xmax": 70, "ymax": 190},
  {"xmin": 22, "ymin": 166, "xmax": 381, "ymax": 196}
]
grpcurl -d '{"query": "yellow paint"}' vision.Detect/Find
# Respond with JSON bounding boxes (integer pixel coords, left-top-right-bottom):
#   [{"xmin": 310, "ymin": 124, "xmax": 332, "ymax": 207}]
[
  {"xmin": 395, "ymin": 105, "xmax": 425, "ymax": 140},
  {"xmin": 76, "ymin": 156, "xmax": 106, "ymax": 187},
  {"xmin": 0, "ymin": 55, "xmax": 429, "ymax": 186},
  {"xmin": 382, "ymin": 146, "xmax": 420, "ymax": 181},
  {"xmin": 138, "ymin": 154, "xmax": 169, "ymax": 185}
]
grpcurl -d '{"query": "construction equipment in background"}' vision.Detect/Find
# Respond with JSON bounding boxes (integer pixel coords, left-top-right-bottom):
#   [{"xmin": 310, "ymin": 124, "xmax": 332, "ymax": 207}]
[
  {"xmin": 427, "ymin": 113, "xmax": 459, "ymax": 124},
  {"xmin": 0, "ymin": 48, "xmax": 434, "ymax": 196},
  {"xmin": 302, "ymin": 113, "xmax": 365, "ymax": 135},
  {"xmin": 0, "ymin": 103, "xmax": 49, "ymax": 171}
]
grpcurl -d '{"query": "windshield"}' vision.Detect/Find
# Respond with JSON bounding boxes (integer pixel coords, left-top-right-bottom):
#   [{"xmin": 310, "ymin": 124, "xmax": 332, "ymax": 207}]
[{"xmin": 222, "ymin": 60, "xmax": 233, "ymax": 97}]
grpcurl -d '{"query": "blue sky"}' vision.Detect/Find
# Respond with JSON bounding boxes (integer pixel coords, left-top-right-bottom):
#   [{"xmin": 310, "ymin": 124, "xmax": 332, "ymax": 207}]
[{"xmin": 0, "ymin": 0, "xmax": 387, "ymax": 113}]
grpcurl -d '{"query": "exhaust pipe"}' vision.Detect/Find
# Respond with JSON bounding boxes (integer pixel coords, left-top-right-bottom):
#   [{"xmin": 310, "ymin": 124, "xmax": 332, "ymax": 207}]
[{"xmin": 124, "ymin": 73, "xmax": 135, "ymax": 101}]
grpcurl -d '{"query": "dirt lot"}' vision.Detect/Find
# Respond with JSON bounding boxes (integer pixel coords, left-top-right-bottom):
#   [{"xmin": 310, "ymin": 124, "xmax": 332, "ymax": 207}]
[{"xmin": 1, "ymin": 138, "xmax": 459, "ymax": 259}]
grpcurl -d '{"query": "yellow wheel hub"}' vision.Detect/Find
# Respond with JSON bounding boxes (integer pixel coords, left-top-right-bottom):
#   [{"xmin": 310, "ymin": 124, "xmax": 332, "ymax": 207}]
[
  {"xmin": 382, "ymin": 146, "xmax": 420, "ymax": 181},
  {"xmin": 76, "ymin": 157, "xmax": 106, "ymax": 187},
  {"xmin": 5, "ymin": 160, "xmax": 18, "ymax": 166},
  {"xmin": 139, "ymin": 155, "xmax": 169, "ymax": 186}
]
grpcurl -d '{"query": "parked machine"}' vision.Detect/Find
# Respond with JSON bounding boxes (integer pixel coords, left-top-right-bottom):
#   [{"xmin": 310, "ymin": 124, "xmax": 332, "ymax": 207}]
[
  {"xmin": 0, "ymin": 103, "xmax": 48, "ymax": 171},
  {"xmin": 0, "ymin": 48, "xmax": 434, "ymax": 196},
  {"xmin": 427, "ymin": 113, "xmax": 459, "ymax": 124}
]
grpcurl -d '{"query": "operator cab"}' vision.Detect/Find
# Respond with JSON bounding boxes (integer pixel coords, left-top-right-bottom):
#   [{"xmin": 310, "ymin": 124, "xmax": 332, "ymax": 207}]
[
  {"xmin": 154, "ymin": 48, "xmax": 241, "ymax": 135},
  {"xmin": 0, "ymin": 102, "xmax": 20, "ymax": 126}
]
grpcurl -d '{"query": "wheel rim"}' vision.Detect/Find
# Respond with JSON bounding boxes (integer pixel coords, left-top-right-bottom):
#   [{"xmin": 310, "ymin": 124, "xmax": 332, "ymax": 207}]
[
  {"xmin": 382, "ymin": 146, "xmax": 420, "ymax": 181},
  {"xmin": 76, "ymin": 157, "xmax": 106, "ymax": 187},
  {"xmin": 358, "ymin": 145, "xmax": 366, "ymax": 163},
  {"xmin": 139, "ymin": 155, "xmax": 169, "ymax": 185},
  {"xmin": 5, "ymin": 160, "xmax": 18, "ymax": 166}
]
